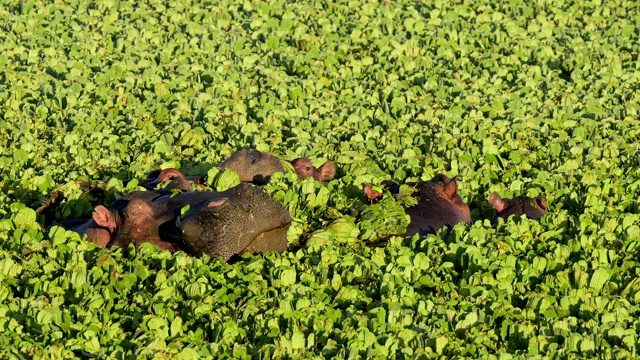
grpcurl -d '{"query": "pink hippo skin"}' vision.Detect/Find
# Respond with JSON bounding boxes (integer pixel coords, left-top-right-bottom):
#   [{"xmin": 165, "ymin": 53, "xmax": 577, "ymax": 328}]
[{"xmin": 290, "ymin": 158, "xmax": 336, "ymax": 182}]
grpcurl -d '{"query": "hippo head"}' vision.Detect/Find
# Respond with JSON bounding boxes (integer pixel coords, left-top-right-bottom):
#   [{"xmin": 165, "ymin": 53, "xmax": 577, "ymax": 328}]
[
  {"xmin": 404, "ymin": 174, "xmax": 472, "ymax": 236},
  {"xmin": 290, "ymin": 158, "xmax": 336, "ymax": 182},
  {"xmin": 176, "ymin": 183, "xmax": 292, "ymax": 261},
  {"xmin": 219, "ymin": 149, "xmax": 286, "ymax": 184},
  {"xmin": 139, "ymin": 168, "xmax": 194, "ymax": 192},
  {"xmin": 489, "ymin": 192, "xmax": 548, "ymax": 224},
  {"xmin": 65, "ymin": 190, "xmax": 184, "ymax": 252},
  {"xmin": 66, "ymin": 205, "xmax": 118, "ymax": 247},
  {"xmin": 105, "ymin": 197, "xmax": 178, "ymax": 251}
]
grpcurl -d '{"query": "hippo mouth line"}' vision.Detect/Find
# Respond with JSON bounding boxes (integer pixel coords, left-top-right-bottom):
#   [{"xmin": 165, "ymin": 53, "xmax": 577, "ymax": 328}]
[
  {"xmin": 185, "ymin": 220, "xmax": 291, "ymax": 261},
  {"xmin": 238, "ymin": 223, "xmax": 290, "ymax": 255}
]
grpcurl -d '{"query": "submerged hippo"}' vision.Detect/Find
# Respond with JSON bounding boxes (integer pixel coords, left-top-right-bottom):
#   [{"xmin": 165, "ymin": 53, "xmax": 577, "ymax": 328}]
[
  {"xmin": 220, "ymin": 149, "xmax": 336, "ymax": 184},
  {"xmin": 55, "ymin": 183, "xmax": 292, "ymax": 260},
  {"xmin": 139, "ymin": 168, "xmax": 204, "ymax": 191},
  {"xmin": 489, "ymin": 192, "xmax": 548, "ymax": 224},
  {"xmin": 219, "ymin": 149, "xmax": 287, "ymax": 184},
  {"xmin": 56, "ymin": 190, "xmax": 176, "ymax": 249},
  {"xmin": 364, "ymin": 174, "xmax": 472, "ymax": 236},
  {"xmin": 74, "ymin": 150, "xmax": 336, "ymax": 194}
]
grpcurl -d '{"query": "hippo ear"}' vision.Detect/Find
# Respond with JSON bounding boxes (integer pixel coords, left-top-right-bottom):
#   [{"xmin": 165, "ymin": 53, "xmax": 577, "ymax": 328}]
[
  {"xmin": 364, "ymin": 184, "xmax": 384, "ymax": 202},
  {"xmin": 317, "ymin": 161, "xmax": 336, "ymax": 182},
  {"xmin": 157, "ymin": 168, "xmax": 184, "ymax": 183},
  {"xmin": 537, "ymin": 197, "xmax": 548, "ymax": 211},
  {"xmin": 489, "ymin": 192, "xmax": 508, "ymax": 213},
  {"xmin": 443, "ymin": 177, "xmax": 459, "ymax": 200},
  {"xmin": 92, "ymin": 206, "xmax": 117, "ymax": 232}
]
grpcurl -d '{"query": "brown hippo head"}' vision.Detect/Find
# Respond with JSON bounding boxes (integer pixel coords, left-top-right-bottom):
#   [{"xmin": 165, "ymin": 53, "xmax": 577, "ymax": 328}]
[
  {"xmin": 404, "ymin": 174, "xmax": 472, "ymax": 236},
  {"xmin": 218, "ymin": 149, "xmax": 286, "ymax": 184},
  {"xmin": 364, "ymin": 174, "xmax": 471, "ymax": 236},
  {"xmin": 290, "ymin": 158, "xmax": 336, "ymax": 182},
  {"xmin": 489, "ymin": 192, "xmax": 548, "ymax": 224}
]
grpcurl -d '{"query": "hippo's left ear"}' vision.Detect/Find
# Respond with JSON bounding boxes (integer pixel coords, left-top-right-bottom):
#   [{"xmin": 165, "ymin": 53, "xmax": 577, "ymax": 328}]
[
  {"xmin": 317, "ymin": 161, "xmax": 336, "ymax": 182},
  {"xmin": 489, "ymin": 192, "xmax": 508, "ymax": 213},
  {"xmin": 92, "ymin": 206, "xmax": 117, "ymax": 233},
  {"xmin": 443, "ymin": 177, "xmax": 459, "ymax": 200},
  {"xmin": 536, "ymin": 197, "xmax": 548, "ymax": 211}
]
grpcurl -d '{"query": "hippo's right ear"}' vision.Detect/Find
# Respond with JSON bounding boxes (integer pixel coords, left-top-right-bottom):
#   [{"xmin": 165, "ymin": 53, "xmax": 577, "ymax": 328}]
[
  {"xmin": 92, "ymin": 206, "xmax": 117, "ymax": 232},
  {"xmin": 443, "ymin": 177, "xmax": 459, "ymax": 200},
  {"xmin": 537, "ymin": 197, "xmax": 548, "ymax": 212},
  {"xmin": 317, "ymin": 161, "xmax": 336, "ymax": 182},
  {"xmin": 489, "ymin": 192, "xmax": 508, "ymax": 213}
]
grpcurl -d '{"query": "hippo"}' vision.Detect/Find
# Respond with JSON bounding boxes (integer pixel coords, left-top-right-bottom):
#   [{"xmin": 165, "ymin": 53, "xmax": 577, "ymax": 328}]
[
  {"xmin": 73, "ymin": 168, "xmax": 202, "ymax": 193},
  {"xmin": 218, "ymin": 149, "xmax": 287, "ymax": 184},
  {"xmin": 138, "ymin": 168, "xmax": 205, "ymax": 191},
  {"xmin": 489, "ymin": 192, "xmax": 548, "ymax": 224},
  {"xmin": 220, "ymin": 149, "xmax": 336, "ymax": 184},
  {"xmin": 54, "ymin": 190, "xmax": 174, "ymax": 249},
  {"xmin": 54, "ymin": 183, "xmax": 292, "ymax": 260},
  {"xmin": 364, "ymin": 174, "xmax": 472, "ymax": 236},
  {"xmin": 76, "ymin": 150, "xmax": 336, "ymax": 194},
  {"xmin": 168, "ymin": 184, "xmax": 292, "ymax": 260}
]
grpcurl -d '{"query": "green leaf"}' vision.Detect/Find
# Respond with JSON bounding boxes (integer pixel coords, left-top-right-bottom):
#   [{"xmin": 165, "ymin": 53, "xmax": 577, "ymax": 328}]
[
  {"xmin": 291, "ymin": 330, "xmax": 305, "ymax": 349},
  {"xmin": 213, "ymin": 168, "xmax": 241, "ymax": 191},
  {"xmin": 280, "ymin": 268, "xmax": 296, "ymax": 287},
  {"xmin": 12, "ymin": 207, "xmax": 37, "ymax": 226},
  {"xmin": 589, "ymin": 267, "xmax": 612, "ymax": 293}
]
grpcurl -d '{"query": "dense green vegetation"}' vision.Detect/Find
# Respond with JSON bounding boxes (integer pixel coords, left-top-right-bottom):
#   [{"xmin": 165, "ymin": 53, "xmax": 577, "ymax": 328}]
[{"xmin": 2, "ymin": 0, "xmax": 640, "ymax": 357}]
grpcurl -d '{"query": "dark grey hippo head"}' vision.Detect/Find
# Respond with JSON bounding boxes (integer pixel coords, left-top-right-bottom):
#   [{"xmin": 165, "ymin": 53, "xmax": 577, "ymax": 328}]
[{"xmin": 175, "ymin": 183, "xmax": 292, "ymax": 260}]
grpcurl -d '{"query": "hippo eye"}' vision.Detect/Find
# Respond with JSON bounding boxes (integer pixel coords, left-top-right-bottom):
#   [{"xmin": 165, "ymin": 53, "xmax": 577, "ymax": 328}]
[{"xmin": 305, "ymin": 165, "xmax": 312, "ymax": 171}]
